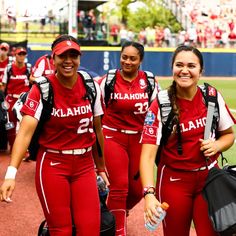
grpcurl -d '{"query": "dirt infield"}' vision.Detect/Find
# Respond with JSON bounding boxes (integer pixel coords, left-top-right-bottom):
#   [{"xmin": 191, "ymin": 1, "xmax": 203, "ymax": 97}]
[{"xmin": 0, "ymin": 153, "xmax": 197, "ymax": 236}]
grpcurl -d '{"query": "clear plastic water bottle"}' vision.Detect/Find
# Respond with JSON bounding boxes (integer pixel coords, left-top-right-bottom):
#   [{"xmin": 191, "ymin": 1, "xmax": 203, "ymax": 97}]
[
  {"xmin": 97, "ymin": 175, "xmax": 109, "ymax": 197},
  {"xmin": 144, "ymin": 202, "xmax": 169, "ymax": 232}
]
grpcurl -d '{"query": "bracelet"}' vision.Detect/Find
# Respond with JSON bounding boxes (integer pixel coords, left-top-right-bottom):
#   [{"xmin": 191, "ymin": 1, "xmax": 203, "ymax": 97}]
[
  {"xmin": 5, "ymin": 166, "xmax": 17, "ymax": 180},
  {"xmin": 143, "ymin": 186, "xmax": 156, "ymax": 197},
  {"xmin": 144, "ymin": 191, "xmax": 156, "ymax": 197}
]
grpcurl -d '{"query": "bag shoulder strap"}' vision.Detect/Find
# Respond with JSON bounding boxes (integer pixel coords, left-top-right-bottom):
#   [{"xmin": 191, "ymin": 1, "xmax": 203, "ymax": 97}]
[
  {"xmin": 155, "ymin": 89, "xmax": 176, "ymax": 165},
  {"xmin": 34, "ymin": 76, "xmax": 53, "ymax": 121},
  {"xmin": 78, "ymin": 70, "xmax": 97, "ymax": 111},
  {"xmin": 25, "ymin": 62, "xmax": 32, "ymax": 79},
  {"xmin": 104, "ymin": 69, "xmax": 117, "ymax": 107},
  {"xmin": 199, "ymin": 83, "xmax": 219, "ymax": 140},
  {"xmin": 144, "ymin": 70, "xmax": 155, "ymax": 102},
  {"xmin": 156, "ymin": 87, "xmax": 186, "ymax": 165}
]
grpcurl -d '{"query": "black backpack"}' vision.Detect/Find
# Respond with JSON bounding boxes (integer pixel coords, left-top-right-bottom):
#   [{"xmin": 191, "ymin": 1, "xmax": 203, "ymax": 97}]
[
  {"xmin": 13, "ymin": 70, "xmax": 97, "ymax": 161},
  {"xmin": 202, "ymin": 163, "xmax": 236, "ymax": 236},
  {"xmin": 104, "ymin": 69, "xmax": 156, "ymax": 107},
  {"xmin": 155, "ymin": 83, "xmax": 220, "ymax": 165}
]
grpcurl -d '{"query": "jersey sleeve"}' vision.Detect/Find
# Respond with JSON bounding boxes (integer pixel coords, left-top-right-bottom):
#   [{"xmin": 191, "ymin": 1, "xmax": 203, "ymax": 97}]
[
  {"xmin": 140, "ymin": 98, "xmax": 162, "ymax": 145},
  {"xmin": 93, "ymin": 80, "xmax": 104, "ymax": 117},
  {"xmin": 217, "ymin": 91, "xmax": 236, "ymax": 131},
  {"xmin": 20, "ymin": 84, "xmax": 43, "ymax": 121}
]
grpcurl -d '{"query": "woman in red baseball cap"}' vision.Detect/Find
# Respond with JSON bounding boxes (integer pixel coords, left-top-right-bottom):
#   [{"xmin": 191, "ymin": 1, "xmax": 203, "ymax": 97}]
[{"xmin": 0, "ymin": 35, "xmax": 108, "ymax": 236}]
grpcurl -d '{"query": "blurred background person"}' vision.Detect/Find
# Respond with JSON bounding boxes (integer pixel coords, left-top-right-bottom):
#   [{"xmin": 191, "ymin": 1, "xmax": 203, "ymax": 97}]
[{"xmin": 1, "ymin": 46, "xmax": 31, "ymax": 153}]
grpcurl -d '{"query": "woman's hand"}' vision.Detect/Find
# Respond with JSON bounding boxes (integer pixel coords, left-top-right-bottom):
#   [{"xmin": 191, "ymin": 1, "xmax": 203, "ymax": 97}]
[
  {"xmin": 144, "ymin": 194, "xmax": 161, "ymax": 225},
  {"xmin": 97, "ymin": 171, "xmax": 110, "ymax": 187},
  {"xmin": 0, "ymin": 179, "xmax": 16, "ymax": 203},
  {"xmin": 199, "ymin": 138, "xmax": 220, "ymax": 157}
]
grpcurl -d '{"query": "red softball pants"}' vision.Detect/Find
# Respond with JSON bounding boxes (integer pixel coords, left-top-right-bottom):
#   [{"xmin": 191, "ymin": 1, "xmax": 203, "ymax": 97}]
[
  {"xmin": 103, "ymin": 128, "xmax": 143, "ymax": 236},
  {"xmin": 35, "ymin": 148, "xmax": 100, "ymax": 236},
  {"xmin": 157, "ymin": 164, "xmax": 219, "ymax": 236}
]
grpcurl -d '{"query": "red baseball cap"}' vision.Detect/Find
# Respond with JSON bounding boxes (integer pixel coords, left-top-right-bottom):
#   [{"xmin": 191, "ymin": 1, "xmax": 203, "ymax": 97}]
[
  {"xmin": 0, "ymin": 42, "xmax": 10, "ymax": 51},
  {"xmin": 52, "ymin": 40, "xmax": 81, "ymax": 56},
  {"xmin": 15, "ymin": 47, "xmax": 27, "ymax": 54}
]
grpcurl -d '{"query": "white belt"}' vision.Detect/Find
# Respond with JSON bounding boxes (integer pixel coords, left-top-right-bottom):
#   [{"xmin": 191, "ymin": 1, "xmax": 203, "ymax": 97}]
[
  {"xmin": 46, "ymin": 146, "xmax": 92, "ymax": 155},
  {"xmin": 120, "ymin": 129, "xmax": 139, "ymax": 134},
  {"xmin": 8, "ymin": 94, "xmax": 20, "ymax": 99},
  {"xmin": 191, "ymin": 160, "xmax": 217, "ymax": 171},
  {"xmin": 103, "ymin": 125, "xmax": 139, "ymax": 134}
]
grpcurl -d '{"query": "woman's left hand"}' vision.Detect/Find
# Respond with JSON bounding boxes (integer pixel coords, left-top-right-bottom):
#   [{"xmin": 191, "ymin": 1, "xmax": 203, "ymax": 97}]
[{"xmin": 199, "ymin": 138, "xmax": 219, "ymax": 157}]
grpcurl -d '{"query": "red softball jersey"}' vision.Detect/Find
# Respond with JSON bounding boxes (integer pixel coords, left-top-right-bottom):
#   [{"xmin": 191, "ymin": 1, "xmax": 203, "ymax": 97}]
[
  {"xmin": 31, "ymin": 54, "xmax": 54, "ymax": 77},
  {"xmin": 2, "ymin": 63, "xmax": 30, "ymax": 94},
  {"xmin": 0, "ymin": 58, "xmax": 9, "ymax": 83},
  {"xmin": 21, "ymin": 74, "xmax": 103, "ymax": 150},
  {"xmin": 140, "ymin": 87, "xmax": 236, "ymax": 170},
  {"xmin": 100, "ymin": 70, "xmax": 157, "ymax": 132}
]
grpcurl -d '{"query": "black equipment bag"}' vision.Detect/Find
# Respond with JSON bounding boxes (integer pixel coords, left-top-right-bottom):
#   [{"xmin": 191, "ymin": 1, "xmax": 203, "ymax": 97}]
[
  {"xmin": 202, "ymin": 165, "xmax": 236, "ymax": 236},
  {"xmin": 38, "ymin": 195, "xmax": 115, "ymax": 236},
  {"xmin": 0, "ymin": 90, "xmax": 8, "ymax": 150},
  {"xmin": 99, "ymin": 195, "xmax": 116, "ymax": 235},
  {"xmin": 0, "ymin": 90, "xmax": 7, "ymax": 124}
]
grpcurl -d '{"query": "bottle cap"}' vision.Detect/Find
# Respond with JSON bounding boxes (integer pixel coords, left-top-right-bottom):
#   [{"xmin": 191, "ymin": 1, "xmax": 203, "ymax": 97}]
[{"xmin": 161, "ymin": 202, "xmax": 169, "ymax": 210}]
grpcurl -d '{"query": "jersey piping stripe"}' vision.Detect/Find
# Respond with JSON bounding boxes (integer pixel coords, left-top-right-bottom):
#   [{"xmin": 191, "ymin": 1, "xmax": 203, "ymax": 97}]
[
  {"xmin": 39, "ymin": 152, "xmax": 50, "ymax": 214},
  {"xmin": 158, "ymin": 165, "xmax": 166, "ymax": 205}
]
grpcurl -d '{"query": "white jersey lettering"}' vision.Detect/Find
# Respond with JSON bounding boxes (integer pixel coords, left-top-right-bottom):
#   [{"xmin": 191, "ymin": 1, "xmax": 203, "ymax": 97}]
[
  {"xmin": 10, "ymin": 75, "xmax": 28, "ymax": 80},
  {"xmin": 196, "ymin": 117, "xmax": 206, "ymax": 128},
  {"xmin": 111, "ymin": 92, "xmax": 148, "ymax": 100},
  {"xmin": 180, "ymin": 118, "xmax": 206, "ymax": 133},
  {"xmin": 52, "ymin": 104, "xmax": 92, "ymax": 117}
]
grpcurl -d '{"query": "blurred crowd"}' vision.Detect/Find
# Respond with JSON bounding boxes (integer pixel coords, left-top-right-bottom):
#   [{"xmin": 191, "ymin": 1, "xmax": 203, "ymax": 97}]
[
  {"xmin": 1, "ymin": 0, "xmax": 236, "ymax": 48},
  {"xmin": 173, "ymin": 0, "xmax": 236, "ymax": 48},
  {"xmin": 108, "ymin": 0, "xmax": 236, "ymax": 48}
]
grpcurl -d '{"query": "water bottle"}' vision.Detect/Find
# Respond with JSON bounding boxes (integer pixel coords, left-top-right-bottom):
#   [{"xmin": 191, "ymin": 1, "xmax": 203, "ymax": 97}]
[
  {"xmin": 145, "ymin": 202, "xmax": 169, "ymax": 232},
  {"xmin": 97, "ymin": 175, "xmax": 109, "ymax": 197}
]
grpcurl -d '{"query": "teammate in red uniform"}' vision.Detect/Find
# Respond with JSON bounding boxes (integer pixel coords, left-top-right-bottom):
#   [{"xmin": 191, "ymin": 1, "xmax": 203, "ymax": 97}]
[
  {"xmin": 140, "ymin": 45, "xmax": 236, "ymax": 236},
  {"xmin": 30, "ymin": 54, "xmax": 54, "ymax": 81},
  {"xmin": 0, "ymin": 35, "xmax": 107, "ymax": 236},
  {"xmin": 0, "ymin": 42, "xmax": 10, "ymax": 87},
  {"xmin": 2, "ymin": 46, "xmax": 31, "ymax": 151},
  {"xmin": 0, "ymin": 42, "xmax": 10, "ymax": 151},
  {"xmin": 99, "ymin": 41, "xmax": 159, "ymax": 236}
]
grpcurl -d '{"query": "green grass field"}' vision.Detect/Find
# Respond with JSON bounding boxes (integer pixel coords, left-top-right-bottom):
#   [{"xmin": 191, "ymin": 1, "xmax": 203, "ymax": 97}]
[{"xmin": 159, "ymin": 78, "xmax": 236, "ymax": 165}]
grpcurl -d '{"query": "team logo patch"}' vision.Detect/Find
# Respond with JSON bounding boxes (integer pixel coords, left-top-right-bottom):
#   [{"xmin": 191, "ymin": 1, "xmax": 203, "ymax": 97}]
[
  {"xmin": 139, "ymin": 78, "xmax": 147, "ymax": 89},
  {"xmin": 144, "ymin": 111, "xmax": 155, "ymax": 125},
  {"xmin": 144, "ymin": 126, "xmax": 157, "ymax": 138},
  {"xmin": 208, "ymin": 86, "xmax": 216, "ymax": 97},
  {"xmin": 25, "ymin": 98, "xmax": 39, "ymax": 111},
  {"xmin": 67, "ymin": 40, "xmax": 72, "ymax": 46}
]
